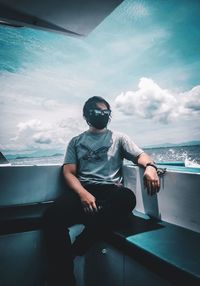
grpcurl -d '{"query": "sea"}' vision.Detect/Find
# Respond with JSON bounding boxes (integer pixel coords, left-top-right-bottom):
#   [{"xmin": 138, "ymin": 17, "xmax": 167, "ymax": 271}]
[{"xmin": 7, "ymin": 145, "xmax": 200, "ymax": 167}]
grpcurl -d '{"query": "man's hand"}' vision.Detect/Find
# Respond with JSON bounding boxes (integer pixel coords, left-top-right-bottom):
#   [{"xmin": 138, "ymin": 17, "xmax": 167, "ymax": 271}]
[
  {"xmin": 143, "ymin": 166, "xmax": 160, "ymax": 196},
  {"xmin": 63, "ymin": 164, "xmax": 98, "ymax": 214},
  {"xmin": 137, "ymin": 153, "xmax": 160, "ymax": 196},
  {"xmin": 79, "ymin": 190, "xmax": 98, "ymax": 214}
]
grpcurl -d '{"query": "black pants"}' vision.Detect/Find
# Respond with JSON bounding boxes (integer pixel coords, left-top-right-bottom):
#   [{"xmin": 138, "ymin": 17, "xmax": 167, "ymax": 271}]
[{"xmin": 43, "ymin": 184, "xmax": 136, "ymax": 286}]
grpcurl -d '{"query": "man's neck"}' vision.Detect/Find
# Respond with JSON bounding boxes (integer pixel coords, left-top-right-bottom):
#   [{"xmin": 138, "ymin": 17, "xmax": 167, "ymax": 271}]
[{"xmin": 88, "ymin": 127, "xmax": 107, "ymax": 134}]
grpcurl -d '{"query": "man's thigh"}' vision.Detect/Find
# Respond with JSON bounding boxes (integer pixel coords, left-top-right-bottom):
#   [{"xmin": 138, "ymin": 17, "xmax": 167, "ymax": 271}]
[{"xmin": 85, "ymin": 184, "xmax": 136, "ymax": 214}]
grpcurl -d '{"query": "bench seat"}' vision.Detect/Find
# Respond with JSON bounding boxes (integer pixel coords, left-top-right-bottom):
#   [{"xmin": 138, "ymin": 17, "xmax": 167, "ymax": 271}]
[
  {"xmin": 0, "ymin": 202, "xmax": 199, "ymax": 285},
  {"xmin": 106, "ymin": 212, "xmax": 200, "ymax": 285}
]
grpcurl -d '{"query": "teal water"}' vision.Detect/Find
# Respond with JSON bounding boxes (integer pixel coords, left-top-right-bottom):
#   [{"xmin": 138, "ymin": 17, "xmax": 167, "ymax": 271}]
[
  {"xmin": 144, "ymin": 145, "xmax": 200, "ymax": 167},
  {"xmin": 156, "ymin": 164, "xmax": 200, "ymax": 174},
  {"xmin": 7, "ymin": 145, "xmax": 200, "ymax": 169}
]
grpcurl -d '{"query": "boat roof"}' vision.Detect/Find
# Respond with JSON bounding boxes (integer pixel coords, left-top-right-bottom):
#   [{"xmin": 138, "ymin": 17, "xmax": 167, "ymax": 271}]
[{"xmin": 0, "ymin": 0, "xmax": 123, "ymax": 37}]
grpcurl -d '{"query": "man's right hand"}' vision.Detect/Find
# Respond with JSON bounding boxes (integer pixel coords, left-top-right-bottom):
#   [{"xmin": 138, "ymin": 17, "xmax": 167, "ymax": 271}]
[
  {"xmin": 63, "ymin": 164, "xmax": 98, "ymax": 214},
  {"xmin": 79, "ymin": 190, "xmax": 98, "ymax": 214}
]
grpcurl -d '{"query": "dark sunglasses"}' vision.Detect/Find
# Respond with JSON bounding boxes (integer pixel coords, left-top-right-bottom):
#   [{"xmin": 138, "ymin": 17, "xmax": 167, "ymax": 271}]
[{"xmin": 88, "ymin": 109, "xmax": 111, "ymax": 116}]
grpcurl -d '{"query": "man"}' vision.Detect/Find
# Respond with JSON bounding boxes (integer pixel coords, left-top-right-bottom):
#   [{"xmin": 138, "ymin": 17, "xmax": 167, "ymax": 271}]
[{"xmin": 43, "ymin": 96, "xmax": 160, "ymax": 286}]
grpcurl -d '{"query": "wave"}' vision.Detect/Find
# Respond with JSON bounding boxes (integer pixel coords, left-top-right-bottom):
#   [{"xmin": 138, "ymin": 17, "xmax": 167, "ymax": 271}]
[
  {"xmin": 184, "ymin": 158, "xmax": 200, "ymax": 168},
  {"xmin": 145, "ymin": 145, "xmax": 200, "ymax": 168}
]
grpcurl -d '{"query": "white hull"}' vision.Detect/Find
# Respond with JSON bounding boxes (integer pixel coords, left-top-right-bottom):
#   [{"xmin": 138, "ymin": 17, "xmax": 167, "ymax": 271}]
[{"xmin": 123, "ymin": 164, "xmax": 200, "ymax": 233}]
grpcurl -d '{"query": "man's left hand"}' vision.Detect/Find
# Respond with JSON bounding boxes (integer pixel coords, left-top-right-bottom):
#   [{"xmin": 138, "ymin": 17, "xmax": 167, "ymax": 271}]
[{"xmin": 143, "ymin": 166, "xmax": 160, "ymax": 196}]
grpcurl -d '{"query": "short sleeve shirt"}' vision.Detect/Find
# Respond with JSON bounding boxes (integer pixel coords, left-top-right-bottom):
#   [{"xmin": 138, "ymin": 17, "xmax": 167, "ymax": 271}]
[{"xmin": 63, "ymin": 129, "xmax": 143, "ymax": 185}]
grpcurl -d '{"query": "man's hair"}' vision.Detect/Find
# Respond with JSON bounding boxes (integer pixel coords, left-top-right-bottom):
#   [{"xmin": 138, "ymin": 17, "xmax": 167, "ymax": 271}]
[{"xmin": 83, "ymin": 96, "xmax": 111, "ymax": 118}]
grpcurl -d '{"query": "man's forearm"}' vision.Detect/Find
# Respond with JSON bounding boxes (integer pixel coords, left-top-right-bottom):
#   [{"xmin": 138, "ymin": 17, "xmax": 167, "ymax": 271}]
[
  {"xmin": 63, "ymin": 172, "xmax": 87, "ymax": 196},
  {"xmin": 63, "ymin": 167, "xmax": 97, "ymax": 211},
  {"xmin": 137, "ymin": 152, "xmax": 160, "ymax": 195},
  {"xmin": 137, "ymin": 152, "xmax": 154, "ymax": 168}
]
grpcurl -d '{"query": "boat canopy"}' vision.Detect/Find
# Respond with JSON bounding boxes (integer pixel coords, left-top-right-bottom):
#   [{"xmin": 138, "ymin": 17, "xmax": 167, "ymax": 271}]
[{"xmin": 0, "ymin": 0, "xmax": 123, "ymax": 37}]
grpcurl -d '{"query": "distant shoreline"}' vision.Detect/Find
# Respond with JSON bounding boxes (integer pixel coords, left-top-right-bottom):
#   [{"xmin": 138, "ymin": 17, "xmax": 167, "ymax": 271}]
[
  {"xmin": 14, "ymin": 153, "xmax": 64, "ymax": 160},
  {"xmin": 143, "ymin": 143, "xmax": 200, "ymax": 150},
  {"xmin": 8, "ymin": 153, "xmax": 64, "ymax": 160}
]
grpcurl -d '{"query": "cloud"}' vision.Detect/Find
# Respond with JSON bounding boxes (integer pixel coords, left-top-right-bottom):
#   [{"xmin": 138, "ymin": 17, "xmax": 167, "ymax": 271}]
[
  {"xmin": 17, "ymin": 119, "xmax": 51, "ymax": 133},
  {"xmin": 32, "ymin": 133, "xmax": 52, "ymax": 144},
  {"xmin": 115, "ymin": 77, "xmax": 200, "ymax": 123},
  {"xmin": 0, "ymin": 66, "xmax": 95, "ymax": 106},
  {"xmin": 115, "ymin": 78, "xmax": 178, "ymax": 123},
  {"xmin": 8, "ymin": 117, "xmax": 84, "ymax": 151},
  {"xmin": 0, "ymin": 71, "xmax": 85, "ymax": 152},
  {"xmin": 181, "ymin": 86, "xmax": 200, "ymax": 112}
]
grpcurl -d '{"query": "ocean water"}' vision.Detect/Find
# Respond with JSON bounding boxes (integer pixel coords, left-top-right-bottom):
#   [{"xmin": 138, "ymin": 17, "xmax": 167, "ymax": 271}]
[
  {"xmin": 8, "ymin": 145, "xmax": 200, "ymax": 167},
  {"xmin": 144, "ymin": 145, "xmax": 200, "ymax": 167}
]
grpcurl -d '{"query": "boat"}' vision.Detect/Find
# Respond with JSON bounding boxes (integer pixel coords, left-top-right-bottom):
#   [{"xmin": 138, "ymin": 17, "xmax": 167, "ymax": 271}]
[
  {"xmin": 0, "ymin": 0, "xmax": 123, "ymax": 37},
  {"xmin": 0, "ymin": 1, "xmax": 200, "ymax": 285},
  {"xmin": 0, "ymin": 152, "xmax": 11, "ymax": 166},
  {"xmin": 0, "ymin": 159, "xmax": 199, "ymax": 285}
]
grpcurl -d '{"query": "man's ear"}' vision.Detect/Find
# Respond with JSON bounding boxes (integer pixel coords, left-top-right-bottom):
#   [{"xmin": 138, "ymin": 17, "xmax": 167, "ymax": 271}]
[{"xmin": 83, "ymin": 115, "xmax": 91, "ymax": 126}]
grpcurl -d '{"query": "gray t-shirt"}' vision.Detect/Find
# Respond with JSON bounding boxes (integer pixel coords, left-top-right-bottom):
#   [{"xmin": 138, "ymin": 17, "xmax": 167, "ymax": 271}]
[{"xmin": 63, "ymin": 129, "xmax": 143, "ymax": 185}]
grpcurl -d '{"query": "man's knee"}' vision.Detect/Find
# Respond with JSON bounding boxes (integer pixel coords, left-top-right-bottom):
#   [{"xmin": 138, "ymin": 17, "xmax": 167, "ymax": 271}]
[
  {"xmin": 112, "ymin": 186, "xmax": 136, "ymax": 213},
  {"xmin": 121, "ymin": 187, "xmax": 136, "ymax": 212}
]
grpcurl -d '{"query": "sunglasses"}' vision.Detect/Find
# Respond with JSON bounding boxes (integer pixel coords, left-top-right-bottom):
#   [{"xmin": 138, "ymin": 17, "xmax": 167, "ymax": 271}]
[{"xmin": 88, "ymin": 109, "xmax": 111, "ymax": 116}]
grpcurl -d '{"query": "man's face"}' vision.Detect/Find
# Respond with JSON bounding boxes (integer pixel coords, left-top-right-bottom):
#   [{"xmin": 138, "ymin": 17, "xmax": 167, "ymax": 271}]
[{"xmin": 87, "ymin": 102, "xmax": 111, "ymax": 129}]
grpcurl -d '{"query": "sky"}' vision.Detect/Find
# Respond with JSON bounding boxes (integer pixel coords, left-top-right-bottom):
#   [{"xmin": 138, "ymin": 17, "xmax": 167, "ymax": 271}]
[{"xmin": 0, "ymin": 0, "xmax": 200, "ymax": 154}]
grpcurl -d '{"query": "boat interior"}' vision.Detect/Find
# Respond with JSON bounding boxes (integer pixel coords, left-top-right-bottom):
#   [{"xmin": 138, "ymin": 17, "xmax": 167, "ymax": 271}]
[
  {"xmin": 0, "ymin": 163, "xmax": 199, "ymax": 285},
  {"xmin": 0, "ymin": 1, "xmax": 200, "ymax": 285}
]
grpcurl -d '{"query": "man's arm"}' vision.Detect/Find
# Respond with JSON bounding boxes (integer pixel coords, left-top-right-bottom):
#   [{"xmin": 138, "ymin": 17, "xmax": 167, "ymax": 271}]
[
  {"xmin": 63, "ymin": 164, "xmax": 98, "ymax": 212},
  {"xmin": 137, "ymin": 152, "xmax": 160, "ymax": 196}
]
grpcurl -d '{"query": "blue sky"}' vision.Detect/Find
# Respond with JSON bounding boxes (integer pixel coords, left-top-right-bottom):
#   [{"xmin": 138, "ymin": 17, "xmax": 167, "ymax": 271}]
[{"xmin": 0, "ymin": 0, "xmax": 200, "ymax": 154}]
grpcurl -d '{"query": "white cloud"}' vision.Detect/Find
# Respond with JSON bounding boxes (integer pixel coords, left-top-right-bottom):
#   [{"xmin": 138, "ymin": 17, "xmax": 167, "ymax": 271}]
[
  {"xmin": 181, "ymin": 86, "xmax": 200, "ymax": 113},
  {"xmin": 115, "ymin": 77, "xmax": 178, "ymax": 123},
  {"xmin": 7, "ymin": 116, "xmax": 85, "ymax": 151},
  {"xmin": 0, "ymin": 66, "xmax": 95, "ymax": 105},
  {"xmin": 33, "ymin": 133, "xmax": 52, "ymax": 144},
  {"xmin": 104, "ymin": 27, "xmax": 169, "ymax": 62},
  {"xmin": 0, "ymin": 68, "xmax": 86, "ymax": 151},
  {"xmin": 17, "ymin": 119, "xmax": 51, "ymax": 133},
  {"xmin": 115, "ymin": 77, "xmax": 200, "ymax": 123}
]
